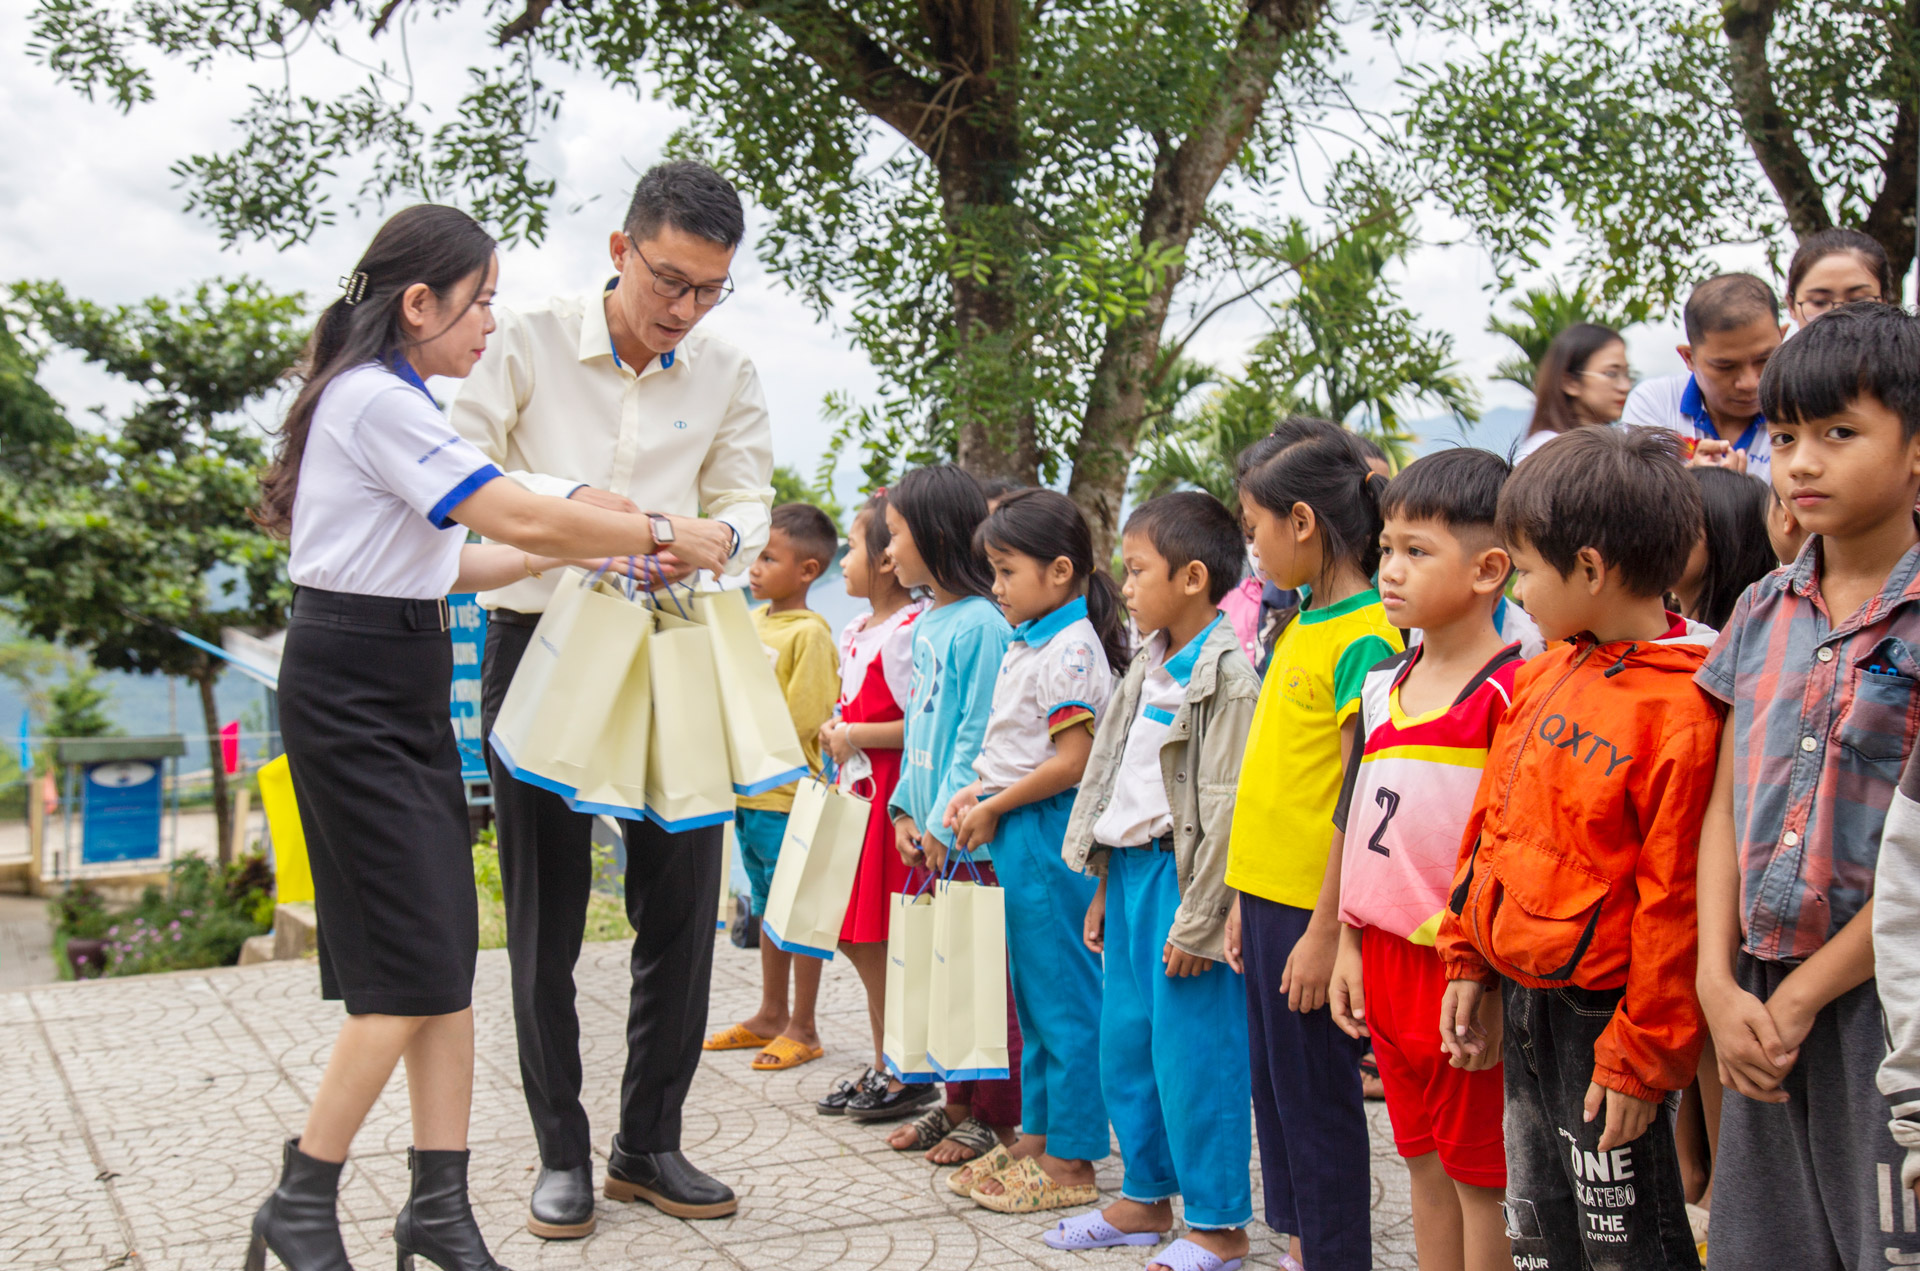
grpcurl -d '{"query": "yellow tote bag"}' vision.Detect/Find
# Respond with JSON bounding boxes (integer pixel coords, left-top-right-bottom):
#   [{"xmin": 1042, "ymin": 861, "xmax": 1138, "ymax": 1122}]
[
  {"xmin": 257, "ymin": 754, "xmax": 312, "ymax": 904},
  {"xmin": 488, "ymin": 568, "xmax": 650, "ymax": 799},
  {"xmin": 689, "ymin": 588, "xmax": 809, "ymax": 796},
  {"xmin": 565, "ymin": 608, "xmax": 655, "ymax": 820},
  {"xmin": 759, "ymin": 775, "xmax": 870, "ymax": 960},
  {"xmin": 882, "ymin": 877, "xmax": 940, "ymax": 1084},
  {"xmin": 641, "ymin": 606, "xmax": 734, "ymax": 832},
  {"xmin": 927, "ymin": 860, "xmax": 1011, "ymax": 1081}
]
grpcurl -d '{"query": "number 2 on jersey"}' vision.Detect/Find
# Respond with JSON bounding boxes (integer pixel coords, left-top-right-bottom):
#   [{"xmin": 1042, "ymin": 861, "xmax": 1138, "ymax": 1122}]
[{"xmin": 1367, "ymin": 787, "xmax": 1400, "ymax": 856}]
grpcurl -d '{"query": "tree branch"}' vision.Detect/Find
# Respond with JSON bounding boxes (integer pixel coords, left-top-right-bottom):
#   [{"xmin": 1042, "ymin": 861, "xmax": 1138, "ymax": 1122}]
[
  {"xmin": 1721, "ymin": 0, "xmax": 1832, "ymax": 238},
  {"xmin": 495, "ymin": 0, "xmax": 554, "ymax": 44},
  {"xmin": 1861, "ymin": 0, "xmax": 1920, "ymax": 295},
  {"xmin": 741, "ymin": 0, "xmax": 942, "ymax": 151}
]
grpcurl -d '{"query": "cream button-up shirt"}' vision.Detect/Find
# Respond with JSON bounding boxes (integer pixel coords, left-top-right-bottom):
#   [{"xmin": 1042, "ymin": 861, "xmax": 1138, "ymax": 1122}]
[{"xmin": 449, "ymin": 280, "xmax": 775, "ymax": 612}]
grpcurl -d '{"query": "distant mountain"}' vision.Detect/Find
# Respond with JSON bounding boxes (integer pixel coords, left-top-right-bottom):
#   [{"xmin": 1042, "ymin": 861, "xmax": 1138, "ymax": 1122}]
[{"xmin": 1411, "ymin": 405, "xmax": 1530, "ymax": 461}]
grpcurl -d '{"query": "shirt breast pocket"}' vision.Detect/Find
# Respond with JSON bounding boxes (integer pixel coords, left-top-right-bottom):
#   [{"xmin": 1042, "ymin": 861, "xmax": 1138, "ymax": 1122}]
[{"xmin": 1833, "ymin": 638, "xmax": 1920, "ymax": 769}]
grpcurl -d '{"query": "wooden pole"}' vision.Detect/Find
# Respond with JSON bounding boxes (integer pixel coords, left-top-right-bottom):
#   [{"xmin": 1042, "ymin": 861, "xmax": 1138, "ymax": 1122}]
[
  {"xmin": 229, "ymin": 785, "xmax": 252, "ymax": 863},
  {"xmin": 25, "ymin": 770, "xmax": 44, "ymax": 897}
]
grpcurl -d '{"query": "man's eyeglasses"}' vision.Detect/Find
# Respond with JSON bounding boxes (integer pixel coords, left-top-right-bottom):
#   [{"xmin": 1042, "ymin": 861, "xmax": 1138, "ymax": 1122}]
[{"xmin": 626, "ymin": 236, "xmax": 733, "ymax": 307}]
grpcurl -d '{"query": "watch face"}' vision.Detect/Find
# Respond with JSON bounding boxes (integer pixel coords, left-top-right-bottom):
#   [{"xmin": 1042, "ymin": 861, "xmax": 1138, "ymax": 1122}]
[{"xmin": 652, "ymin": 515, "xmax": 675, "ymax": 543}]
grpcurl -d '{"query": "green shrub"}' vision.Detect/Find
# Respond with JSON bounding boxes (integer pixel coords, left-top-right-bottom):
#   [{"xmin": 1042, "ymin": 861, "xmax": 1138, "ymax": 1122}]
[{"xmin": 54, "ymin": 852, "xmax": 277, "ymax": 978}]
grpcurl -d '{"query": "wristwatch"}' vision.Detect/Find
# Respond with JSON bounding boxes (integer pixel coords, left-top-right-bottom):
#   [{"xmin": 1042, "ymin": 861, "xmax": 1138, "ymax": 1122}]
[{"xmin": 647, "ymin": 513, "xmax": 675, "ymax": 545}]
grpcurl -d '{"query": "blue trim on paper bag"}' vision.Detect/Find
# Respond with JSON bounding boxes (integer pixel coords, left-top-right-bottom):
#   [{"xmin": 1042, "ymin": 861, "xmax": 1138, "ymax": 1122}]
[
  {"xmin": 732, "ymin": 764, "xmax": 809, "ymax": 797},
  {"xmin": 642, "ymin": 805, "xmax": 735, "ymax": 833},
  {"xmin": 488, "ymin": 731, "xmax": 582, "ymax": 801},
  {"xmin": 883, "ymin": 1055, "xmax": 939, "ymax": 1084},
  {"xmin": 929, "ymin": 1062, "xmax": 1010, "ymax": 1082},
  {"xmin": 760, "ymin": 915, "xmax": 837, "ymax": 961},
  {"xmin": 566, "ymin": 793, "xmax": 648, "ymax": 820}
]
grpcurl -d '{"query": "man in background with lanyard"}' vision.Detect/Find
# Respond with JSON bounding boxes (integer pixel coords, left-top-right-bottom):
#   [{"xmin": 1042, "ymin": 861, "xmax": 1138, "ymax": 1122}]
[{"xmin": 452, "ymin": 160, "xmax": 773, "ymax": 1240}]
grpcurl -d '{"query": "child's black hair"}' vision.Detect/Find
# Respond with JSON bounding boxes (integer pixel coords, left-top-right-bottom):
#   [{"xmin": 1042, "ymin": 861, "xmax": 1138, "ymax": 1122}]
[
  {"xmin": 1238, "ymin": 431, "xmax": 1387, "ymax": 581},
  {"xmin": 1234, "ymin": 415, "xmax": 1347, "ymax": 482},
  {"xmin": 769, "ymin": 502, "xmax": 839, "ymax": 570},
  {"xmin": 1688, "ymin": 467, "xmax": 1776, "ymax": 630},
  {"xmin": 1760, "ymin": 301, "xmax": 1920, "ymax": 441},
  {"xmin": 1378, "ymin": 448, "xmax": 1511, "ymax": 545},
  {"xmin": 853, "ymin": 488, "xmax": 893, "ymax": 570},
  {"xmin": 977, "ymin": 489, "xmax": 1130, "ymax": 673},
  {"xmin": 1496, "ymin": 426, "xmax": 1702, "ymax": 597},
  {"xmin": 887, "ymin": 465, "xmax": 994, "ymax": 598},
  {"xmin": 1123, "ymin": 491, "xmax": 1245, "ymax": 605}
]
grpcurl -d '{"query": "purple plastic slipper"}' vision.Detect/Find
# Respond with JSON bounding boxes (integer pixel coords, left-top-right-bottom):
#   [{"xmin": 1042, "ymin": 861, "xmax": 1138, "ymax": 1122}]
[{"xmin": 1041, "ymin": 1211, "xmax": 1163, "ymax": 1251}]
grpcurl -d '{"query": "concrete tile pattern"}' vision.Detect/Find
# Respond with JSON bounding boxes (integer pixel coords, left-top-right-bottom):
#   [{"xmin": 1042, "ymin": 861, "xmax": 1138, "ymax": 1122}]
[{"xmin": 0, "ymin": 937, "xmax": 1418, "ymax": 1268}]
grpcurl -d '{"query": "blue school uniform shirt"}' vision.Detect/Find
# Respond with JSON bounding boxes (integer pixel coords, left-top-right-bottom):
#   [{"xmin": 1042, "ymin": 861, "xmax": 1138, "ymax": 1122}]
[{"xmin": 889, "ymin": 594, "xmax": 1014, "ymax": 857}]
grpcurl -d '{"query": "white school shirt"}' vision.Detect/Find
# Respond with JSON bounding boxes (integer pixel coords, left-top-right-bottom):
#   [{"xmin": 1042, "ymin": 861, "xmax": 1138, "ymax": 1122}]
[
  {"xmin": 289, "ymin": 363, "xmax": 502, "ymax": 599},
  {"xmin": 1621, "ymin": 372, "xmax": 1772, "ymax": 486},
  {"xmin": 1090, "ymin": 614, "xmax": 1221, "ymax": 847},
  {"xmin": 449, "ymin": 280, "xmax": 776, "ymax": 611},
  {"xmin": 838, "ymin": 601, "xmax": 926, "ymax": 710},
  {"xmin": 972, "ymin": 598, "xmax": 1116, "ymax": 792}
]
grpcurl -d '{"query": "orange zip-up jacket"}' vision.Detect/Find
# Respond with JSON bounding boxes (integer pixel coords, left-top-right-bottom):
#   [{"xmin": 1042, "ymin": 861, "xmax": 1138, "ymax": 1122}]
[{"xmin": 1436, "ymin": 619, "xmax": 1724, "ymax": 1103}]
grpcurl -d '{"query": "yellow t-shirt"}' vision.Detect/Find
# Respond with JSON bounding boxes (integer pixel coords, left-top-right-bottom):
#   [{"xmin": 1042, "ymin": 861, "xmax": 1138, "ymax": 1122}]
[
  {"xmin": 737, "ymin": 606, "xmax": 840, "ymax": 814},
  {"xmin": 1225, "ymin": 588, "xmax": 1401, "ymax": 908}
]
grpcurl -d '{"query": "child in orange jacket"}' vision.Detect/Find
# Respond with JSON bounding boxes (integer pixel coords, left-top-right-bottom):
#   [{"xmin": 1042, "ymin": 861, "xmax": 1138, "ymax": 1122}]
[{"xmin": 1435, "ymin": 426, "xmax": 1724, "ymax": 1271}]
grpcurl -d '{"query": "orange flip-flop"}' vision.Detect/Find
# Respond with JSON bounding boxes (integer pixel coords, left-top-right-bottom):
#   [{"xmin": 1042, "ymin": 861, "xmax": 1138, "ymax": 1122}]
[
  {"xmin": 703, "ymin": 1023, "xmax": 774, "ymax": 1051},
  {"xmin": 751, "ymin": 1036, "xmax": 825, "ymax": 1070}
]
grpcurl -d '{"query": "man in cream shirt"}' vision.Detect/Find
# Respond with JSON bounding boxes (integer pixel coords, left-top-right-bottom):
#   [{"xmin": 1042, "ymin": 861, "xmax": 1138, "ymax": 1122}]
[{"xmin": 453, "ymin": 160, "xmax": 773, "ymax": 1240}]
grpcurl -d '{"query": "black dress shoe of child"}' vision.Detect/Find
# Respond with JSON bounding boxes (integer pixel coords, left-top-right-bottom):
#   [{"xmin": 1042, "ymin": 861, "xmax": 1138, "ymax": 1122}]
[
  {"xmin": 817, "ymin": 1067, "xmax": 887, "ymax": 1116},
  {"xmin": 845, "ymin": 1079, "xmax": 939, "ymax": 1123}
]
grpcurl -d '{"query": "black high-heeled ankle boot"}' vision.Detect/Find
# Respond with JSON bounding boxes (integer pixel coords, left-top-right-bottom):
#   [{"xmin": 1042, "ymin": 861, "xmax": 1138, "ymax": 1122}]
[
  {"xmin": 245, "ymin": 1138, "xmax": 355, "ymax": 1271},
  {"xmin": 392, "ymin": 1148, "xmax": 511, "ymax": 1271}
]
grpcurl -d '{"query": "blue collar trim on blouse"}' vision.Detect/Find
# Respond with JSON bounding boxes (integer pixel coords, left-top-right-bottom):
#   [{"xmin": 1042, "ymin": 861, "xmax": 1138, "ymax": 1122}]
[
  {"xmin": 386, "ymin": 356, "xmax": 438, "ymax": 407},
  {"xmin": 1164, "ymin": 612, "xmax": 1224, "ymax": 687},
  {"xmin": 1014, "ymin": 596, "xmax": 1087, "ymax": 648}
]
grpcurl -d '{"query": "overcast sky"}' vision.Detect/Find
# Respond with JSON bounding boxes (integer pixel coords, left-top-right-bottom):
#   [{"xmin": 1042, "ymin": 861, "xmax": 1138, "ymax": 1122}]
[{"xmin": 0, "ymin": 3, "xmax": 1764, "ymax": 497}]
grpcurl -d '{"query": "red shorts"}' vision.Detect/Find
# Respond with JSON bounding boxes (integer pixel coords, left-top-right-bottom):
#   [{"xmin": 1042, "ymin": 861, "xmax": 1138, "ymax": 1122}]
[{"xmin": 1361, "ymin": 925, "xmax": 1507, "ymax": 1189}]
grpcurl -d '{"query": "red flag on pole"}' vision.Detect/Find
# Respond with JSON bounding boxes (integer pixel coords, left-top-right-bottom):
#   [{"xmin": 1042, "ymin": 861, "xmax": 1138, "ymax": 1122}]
[{"xmin": 220, "ymin": 721, "xmax": 241, "ymax": 776}]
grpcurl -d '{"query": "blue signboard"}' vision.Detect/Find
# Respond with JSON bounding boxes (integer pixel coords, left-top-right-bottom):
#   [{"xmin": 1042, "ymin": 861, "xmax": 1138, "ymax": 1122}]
[
  {"xmin": 81, "ymin": 760, "xmax": 165, "ymax": 864},
  {"xmin": 448, "ymin": 594, "xmax": 489, "ymax": 781}
]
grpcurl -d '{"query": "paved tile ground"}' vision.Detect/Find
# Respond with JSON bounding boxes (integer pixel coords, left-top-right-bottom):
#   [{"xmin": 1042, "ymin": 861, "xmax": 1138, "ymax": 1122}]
[{"xmin": 1, "ymin": 935, "xmax": 1416, "ymax": 1269}]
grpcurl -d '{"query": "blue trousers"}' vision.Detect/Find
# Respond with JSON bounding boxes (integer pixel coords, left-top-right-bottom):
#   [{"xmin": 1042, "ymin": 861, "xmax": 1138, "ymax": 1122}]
[
  {"xmin": 1242, "ymin": 894, "xmax": 1370, "ymax": 1270},
  {"xmin": 1102, "ymin": 846, "xmax": 1252, "ymax": 1230},
  {"xmin": 735, "ymin": 808, "xmax": 787, "ymax": 916},
  {"xmin": 995, "ymin": 791, "xmax": 1109, "ymax": 1160}
]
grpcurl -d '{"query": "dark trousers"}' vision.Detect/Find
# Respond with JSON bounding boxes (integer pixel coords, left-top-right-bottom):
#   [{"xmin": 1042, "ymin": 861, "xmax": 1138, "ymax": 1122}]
[
  {"xmin": 1242, "ymin": 895, "xmax": 1371, "ymax": 1269},
  {"xmin": 482, "ymin": 615, "xmax": 724, "ymax": 1170},
  {"xmin": 1502, "ymin": 982, "xmax": 1698, "ymax": 1270}
]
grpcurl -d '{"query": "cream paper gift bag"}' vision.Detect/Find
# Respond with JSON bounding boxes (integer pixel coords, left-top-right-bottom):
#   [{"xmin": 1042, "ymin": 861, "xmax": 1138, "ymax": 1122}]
[
  {"xmin": 882, "ymin": 877, "xmax": 940, "ymax": 1083},
  {"xmin": 641, "ymin": 606, "xmax": 735, "ymax": 832},
  {"xmin": 926, "ymin": 858, "xmax": 1011, "ymax": 1081},
  {"xmin": 489, "ymin": 568, "xmax": 650, "ymax": 799},
  {"xmin": 759, "ymin": 774, "xmax": 870, "ymax": 960},
  {"xmin": 564, "ymin": 605, "xmax": 655, "ymax": 821},
  {"xmin": 688, "ymin": 588, "xmax": 809, "ymax": 796}
]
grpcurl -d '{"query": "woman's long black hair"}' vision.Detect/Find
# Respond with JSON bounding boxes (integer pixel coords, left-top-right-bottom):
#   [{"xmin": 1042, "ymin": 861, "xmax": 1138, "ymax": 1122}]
[
  {"xmin": 1238, "ymin": 430, "xmax": 1386, "ymax": 583},
  {"xmin": 1689, "ymin": 466, "xmax": 1776, "ymax": 629},
  {"xmin": 888, "ymin": 464, "xmax": 995, "ymax": 599},
  {"xmin": 977, "ymin": 488, "xmax": 1130, "ymax": 673},
  {"xmin": 1527, "ymin": 322, "xmax": 1624, "ymax": 439},
  {"xmin": 256, "ymin": 204, "xmax": 497, "ymax": 535}
]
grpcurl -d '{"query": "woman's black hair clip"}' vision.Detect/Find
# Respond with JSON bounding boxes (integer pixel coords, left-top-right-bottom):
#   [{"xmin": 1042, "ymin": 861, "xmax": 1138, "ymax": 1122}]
[{"xmin": 339, "ymin": 271, "xmax": 371, "ymax": 305}]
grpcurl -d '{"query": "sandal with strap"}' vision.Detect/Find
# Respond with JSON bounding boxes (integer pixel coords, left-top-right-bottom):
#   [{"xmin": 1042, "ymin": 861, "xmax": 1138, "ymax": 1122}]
[
  {"xmin": 702, "ymin": 1022, "xmax": 773, "ymax": 1051},
  {"xmin": 889, "ymin": 1106, "xmax": 954, "ymax": 1152},
  {"xmin": 945, "ymin": 1140, "xmax": 1013, "ymax": 1195},
  {"xmin": 1146, "ymin": 1237, "xmax": 1244, "ymax": 1271},
  {"xmin": 932, "ymin": 1116, "xmax": 998, "ymax": 1172},
  {"xmin": 970, "ymin": 1156, "xmax": 1099, "ymax": 1213},
  {"xmin": 751, "ymin": 1036, "xmax": 825, "ymax": 1070},
  {"xmin": 1042, "ymin": 1211, "xmax": 1163, "ymax": 1251}
]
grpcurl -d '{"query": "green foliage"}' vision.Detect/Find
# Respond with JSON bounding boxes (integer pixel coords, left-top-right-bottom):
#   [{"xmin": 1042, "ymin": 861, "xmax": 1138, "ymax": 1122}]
[
  {"xmin": 0, "ymin": 311, "xmax": 73, "ymax": 469},
  {"xmin": 1400, "ymin": 0, "xmax": 1920, "ymax": 309},
  {"xmin": 45, "ymin": 663, "xmax": 115, "ymax": 740},
  {"xmin": 1134, "ymin": 189, "xmax": 1476, "ymax": 496},
  {"xmin": 52, "ymin": 852, "xmax": 276, "ymax": 978},
  {"xmin": 768, "ymin": 464, "xmax": 844, "ymax": 525},
  {"xmin": 473, "ymin": 825, "xmax": 628, "ymax": 949},
  {"xmin": 1486, "ymin": 281, "xmax": 1650, "ymax": 393}
]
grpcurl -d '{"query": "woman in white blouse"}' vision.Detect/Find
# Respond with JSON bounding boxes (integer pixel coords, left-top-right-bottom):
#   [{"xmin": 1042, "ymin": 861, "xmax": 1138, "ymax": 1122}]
[
  {"xmin": 1514, "ymin": 323, "xmax": 1631, "ymax": 464},
  {"xmin": 244, "ymin": 204, "xmax": 729, "ymax": 1271}
]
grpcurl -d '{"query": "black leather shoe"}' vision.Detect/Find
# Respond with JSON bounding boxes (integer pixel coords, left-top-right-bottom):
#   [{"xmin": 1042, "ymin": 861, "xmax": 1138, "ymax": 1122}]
[
  {"xmin": 393, "ymin": 1147, "xmax": 510, "ymax": 1270},
  {"xmin": 527, "ymin": 1163, "xmax": 596, "ymax": 1240},
  {"xmin": 844, "ymin": 1080, "xmax": 938, "ymax": 1123},
  {"xmin": 816, "ymin": 1067, "xmax": 886, "ymax": 1116},
  {"xmin": 604, "ymin": 1141, "xmax": 737, "ymax": 1219}
]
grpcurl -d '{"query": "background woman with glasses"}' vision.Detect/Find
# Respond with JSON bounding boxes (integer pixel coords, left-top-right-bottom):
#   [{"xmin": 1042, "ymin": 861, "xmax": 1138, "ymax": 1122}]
[
  {"xmin": 1515, "ymin": 322, "xmax": 1632, "ymax": 463},
  {"xmin": 1785, "ymin": 228, "xmax": 1896, "ymax": 331}
]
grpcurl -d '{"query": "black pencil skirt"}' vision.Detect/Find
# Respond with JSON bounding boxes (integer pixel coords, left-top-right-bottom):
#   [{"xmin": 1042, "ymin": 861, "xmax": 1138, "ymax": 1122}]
[{"xmin": 278, "ymin": 587, "xmax": 477, "ymax": 1016}]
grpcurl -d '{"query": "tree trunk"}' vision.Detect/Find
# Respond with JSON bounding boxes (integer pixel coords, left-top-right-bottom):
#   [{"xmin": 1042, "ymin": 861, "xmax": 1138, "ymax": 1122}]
[
  {"xmin": 195, "ymin": 665, "xmax": 232, "ymax": 867},
  {"xmin": 1069, "ymin": 0, "xmax": 1326, "ymax": 559}
]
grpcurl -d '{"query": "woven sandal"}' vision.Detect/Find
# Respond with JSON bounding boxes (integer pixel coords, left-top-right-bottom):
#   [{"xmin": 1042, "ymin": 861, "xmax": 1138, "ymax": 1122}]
[
  {"xmin": 970, "ymin": 1156, "xmax": 1100, "ymax": 1213},
  {"xmin": 751, "ymin": 1036, "xmax": 825, "ymax": 1070},
  {"xmin": 889, "ymin": 1106, "xmax": 954, "ymax": 1152},
  {"xmin": 702, "ymin": 1022, "xmax": 773, "ymax": 1051}
]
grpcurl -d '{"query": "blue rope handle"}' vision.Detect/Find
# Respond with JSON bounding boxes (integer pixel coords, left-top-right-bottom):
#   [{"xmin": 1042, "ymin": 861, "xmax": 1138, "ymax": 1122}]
[
  {"xmin": 941, "ymin": 841, "xmax": 984, "ymax": 884},
  {"xmin": 907, "ymin": 866, "xmax": 939, "ymax": 900}
]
